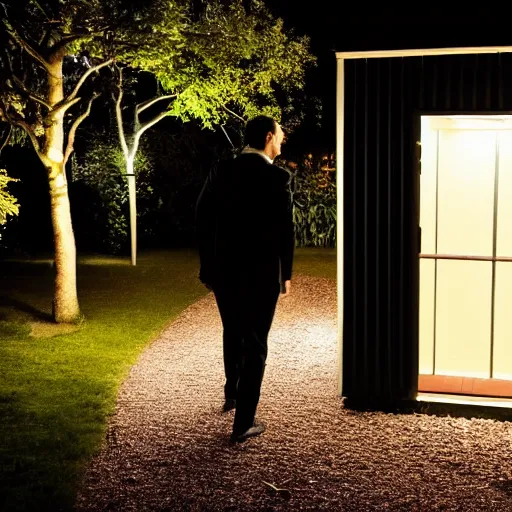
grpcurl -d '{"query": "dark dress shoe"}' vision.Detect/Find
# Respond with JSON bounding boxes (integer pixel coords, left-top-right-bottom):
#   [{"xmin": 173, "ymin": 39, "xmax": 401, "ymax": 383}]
[
  {"xmin": 222, "ymin": 398, "xmax": 236, "ymax": 412},
  {"xmin": 230, "ymin": 420, "xmax": 266, "ymax": 443}
]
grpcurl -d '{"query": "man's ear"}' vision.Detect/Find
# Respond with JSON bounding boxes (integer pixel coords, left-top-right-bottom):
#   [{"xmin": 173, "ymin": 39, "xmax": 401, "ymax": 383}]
[{"xmin": 265, "ymin": 131, "xmax": 273, "ymax": 144}]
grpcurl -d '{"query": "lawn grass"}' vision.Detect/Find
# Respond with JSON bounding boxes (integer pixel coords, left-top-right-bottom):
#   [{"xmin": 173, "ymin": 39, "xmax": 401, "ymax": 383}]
[
  {"xmin": 293, "ymin": 247, "xmax": 336, "ymax": 280},
  {"xmin": 0, "ymin": 247, "xmax": 336, "ymax": 512}
]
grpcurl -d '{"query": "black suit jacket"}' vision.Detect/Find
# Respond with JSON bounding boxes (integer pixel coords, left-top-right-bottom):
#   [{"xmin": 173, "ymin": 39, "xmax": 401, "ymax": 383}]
[{"xmin": 195, "ymin": 152, "xmax": 295, "ymax": 290}]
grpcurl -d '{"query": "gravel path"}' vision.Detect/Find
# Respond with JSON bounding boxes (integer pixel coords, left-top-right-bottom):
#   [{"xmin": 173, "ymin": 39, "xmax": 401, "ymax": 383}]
[{"xmin": 75, "ymin": 275, "xmax": 512, "ymax": 511}]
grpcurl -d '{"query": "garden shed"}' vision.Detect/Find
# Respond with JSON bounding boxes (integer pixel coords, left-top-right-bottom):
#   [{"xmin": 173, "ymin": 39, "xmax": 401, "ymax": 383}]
[{"xmin": 335, "ymin": 45, "xmax": 512, "ymax": 410}]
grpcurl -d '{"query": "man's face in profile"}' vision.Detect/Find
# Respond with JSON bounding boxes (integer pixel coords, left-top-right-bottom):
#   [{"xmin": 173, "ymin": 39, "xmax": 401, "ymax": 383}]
[{"xmin": 267, "ymin": 123, "xmax": 285, "ymax": 160}]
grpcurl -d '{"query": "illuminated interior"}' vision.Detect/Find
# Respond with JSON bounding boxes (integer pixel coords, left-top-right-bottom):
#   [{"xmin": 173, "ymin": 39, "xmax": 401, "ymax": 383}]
[{"xmin": 419, "ymin": 115, "xmax": 512, "ymax": 382}]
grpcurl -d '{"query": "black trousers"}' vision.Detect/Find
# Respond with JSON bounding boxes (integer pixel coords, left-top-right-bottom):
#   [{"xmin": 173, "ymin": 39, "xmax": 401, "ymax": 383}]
[{"xmin": 213, "ymin": 281, "xmax": 280, "ymax": 434}]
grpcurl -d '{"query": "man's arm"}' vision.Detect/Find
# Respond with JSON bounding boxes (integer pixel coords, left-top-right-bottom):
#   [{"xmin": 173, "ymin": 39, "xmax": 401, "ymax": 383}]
[
  {"xmin": 195, "ymin": 168, "xmax": 217, "ymax": 288},
  {"xmin": 279, "ymin": 172, "xmax": 295, "ymax": 295}
]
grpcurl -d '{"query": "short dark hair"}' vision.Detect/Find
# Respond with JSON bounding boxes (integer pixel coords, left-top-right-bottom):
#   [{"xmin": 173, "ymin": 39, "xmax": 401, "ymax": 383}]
[{"xmin": 244, "ymin": 115, "xmax": 276, "ymax": 150}]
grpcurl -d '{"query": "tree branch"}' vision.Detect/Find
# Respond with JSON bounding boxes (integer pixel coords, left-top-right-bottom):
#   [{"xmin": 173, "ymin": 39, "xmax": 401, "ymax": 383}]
[
  {"xmin": 101, "ymin": 40, "xmax": 139, "ymax": 49},
  {"xmin": 183, "ymin": 29, "xmax": 234, "ymax": 38},
  {"xmin": 0, "ymin": 98, "xmax": 47, "ymax": 165},
  {"xmin": 222, "ymin": 104, "xmax": 246, "ymax": 122},
  {"xmin": 137, "ymin": 110, "xmax": 170, "ymax": 137},
  {"xmin": 1, "ymin": 45, "xmax": 15, "ymax": 75},
  {"xmin": 39, "ymin": 27, "xmax": 52, "ymax": 48},
  {"xmin": 136, "ymin": 94, "xmax": 177, "ymax": 115},
  {"xmin": 11, "ymin": 75, "xmax": 51, "ymax": 109},
  {"xmin": 1, "ymin": 9, "xmax": 51, "ymax": 71},
  {"xmin": 114, "ymin": 66, "xmax": 129, "ymax": 158},
  {"xmin": 63, "ymin": 93, "xmax": 100, "ymax": 166},
  {"xmin": 30, "ymin": 0, "xmax": 52, "ymax": 20},
  {"xmin": 1, "ymin": 99, "xmax": 51, "ymax": 168},
  {"xmin": 48, "ymin": 33, "xmax": 99, "ymax": 63},
  {"xmin": 0, "ymin": 125, "xmax": 12, "ymax": 153},
  {"xmin": 66, "ymin": 59, "xmax": 113, "ymax": 103},
  {"xmin": 14, "ymin": 120, "xmax": 46, "ymax": 163},
  {"xmin": 50, "ymin": 96, "xmax": 82, "ymax": 116},
  {"xmin": 11, "ymin": 32, "xmax": 51, "ymax": 71}
]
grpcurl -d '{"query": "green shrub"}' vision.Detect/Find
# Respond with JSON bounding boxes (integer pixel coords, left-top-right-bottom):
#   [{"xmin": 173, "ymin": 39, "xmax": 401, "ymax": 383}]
[
  {"xmin": 70, "ymin": 136, "xmax": 155, "ymax": 254},
  {"xmin": 0, "ymin": 169, "xmax": 19, "ymax": 245},
  {"xmin": 287, "ymin": 154, "xmax": 336, "ymax": 248},
  {"xmin": 0, "ymin": 168, "xmax": 19, "ymax": 226}
]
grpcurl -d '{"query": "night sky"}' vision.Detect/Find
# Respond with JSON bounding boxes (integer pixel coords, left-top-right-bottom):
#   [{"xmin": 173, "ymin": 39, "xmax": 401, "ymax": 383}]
[
  {"xmin": 265, "ymin": 4, "xmax": 511, "ymax": 52},
  {"xmin": 261, "ymin": 3, "xmax": 512, "ymax": 155}
]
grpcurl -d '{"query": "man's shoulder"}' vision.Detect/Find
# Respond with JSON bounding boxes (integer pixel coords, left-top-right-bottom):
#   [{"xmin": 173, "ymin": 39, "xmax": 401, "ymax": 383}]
[
  {"xmin": 236, "ymin": 153, "xmax": 290, "ymax": 174},
  {"xmin": 218, "ymin": 154, "xmax": 292, "ymax": 187},
  {"xmin": 235, "ymin": 152, "xmax": 267, "ymax": 165},
  {"xmin": 271, "ymin": 164, "xmax": 292, "ymax": 186}
]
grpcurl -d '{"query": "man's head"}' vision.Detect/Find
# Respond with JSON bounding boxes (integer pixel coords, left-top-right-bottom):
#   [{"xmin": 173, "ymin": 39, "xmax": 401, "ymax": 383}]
[{"xmin": 244, "ymin": 115, "xmax": 285, "ymax": 161}]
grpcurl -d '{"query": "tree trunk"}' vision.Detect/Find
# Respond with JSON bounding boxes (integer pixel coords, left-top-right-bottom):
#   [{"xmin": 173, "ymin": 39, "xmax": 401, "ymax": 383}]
[
  {"xmin": 126, "ymin": 155, "xmax": 137, "ymax": 266},
  {"xmin": 45, "ymin": 61, "xmax": 81, "ymax": 323},
  {"xmin": 49, "ymin": 163, "xmax": 81, "ymax": 323}
]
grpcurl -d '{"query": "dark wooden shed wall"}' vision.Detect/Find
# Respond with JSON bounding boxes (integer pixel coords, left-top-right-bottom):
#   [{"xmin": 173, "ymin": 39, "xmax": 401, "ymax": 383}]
[{"xmin": 342, "ymin": 53, "xmax": 512, "ymax": 406}]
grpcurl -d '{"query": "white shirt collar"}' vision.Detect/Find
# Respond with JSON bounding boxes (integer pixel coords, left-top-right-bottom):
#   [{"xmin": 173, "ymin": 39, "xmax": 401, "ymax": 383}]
[{"xmin": 241, "ymin": 146, "xmax": 273, "ymax": 164}]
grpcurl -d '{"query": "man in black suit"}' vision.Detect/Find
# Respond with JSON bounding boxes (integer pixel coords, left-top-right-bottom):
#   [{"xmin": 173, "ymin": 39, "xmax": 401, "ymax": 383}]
[{"xmin": 195, "ymin": 115, "xmax": 294, "ymax": 443}]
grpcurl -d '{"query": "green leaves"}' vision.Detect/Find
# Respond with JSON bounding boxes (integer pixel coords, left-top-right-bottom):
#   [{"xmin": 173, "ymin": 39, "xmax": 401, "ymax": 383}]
[
  {"xmin": 289, "ymin": 155, "xmax": 337, "ymax": 248},
  {"xmin": 102, "ymin": 0, "xmax": 315, "ymax": 126},
  {"xmin": 0, "ymin": 169, "xmax": 19, "ymax": 226},
  {"xmin": 2, "ymin": 0, "xmax": 315, "ymax": 149}
]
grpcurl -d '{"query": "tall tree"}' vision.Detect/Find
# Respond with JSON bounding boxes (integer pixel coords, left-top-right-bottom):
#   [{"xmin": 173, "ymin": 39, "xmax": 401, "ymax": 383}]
[
  {"xmin": 104, "ymin": 0, "xmax": 315, "ymax": 265},
  {"xmin": 0, "ymin": 1, "xmax": 111, "ymax": 322}
]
